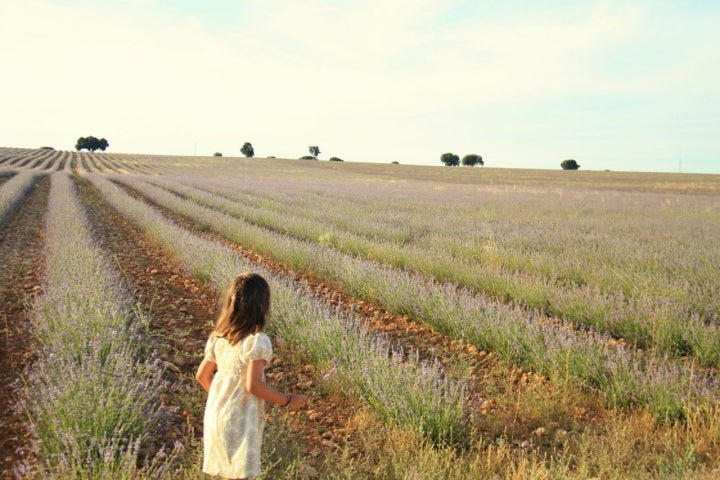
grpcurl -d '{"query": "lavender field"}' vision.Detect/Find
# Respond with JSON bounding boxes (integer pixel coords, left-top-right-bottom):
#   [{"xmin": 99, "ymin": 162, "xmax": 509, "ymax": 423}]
[{"xmin": 1, "ymin": 146, "xmax": 719, "ymax": 479}]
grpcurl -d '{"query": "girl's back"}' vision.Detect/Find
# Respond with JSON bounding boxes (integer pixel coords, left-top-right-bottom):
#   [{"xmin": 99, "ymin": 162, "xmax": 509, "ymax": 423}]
[{"xmin": 202, "ymin": 332, "xmax": 274, "ymax": 478}]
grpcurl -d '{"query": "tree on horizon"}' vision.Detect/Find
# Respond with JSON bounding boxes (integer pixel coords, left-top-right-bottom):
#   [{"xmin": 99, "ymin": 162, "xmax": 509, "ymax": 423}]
[
  {"xmin": 241, "ymin": 142, "xmax": 254, "ymax": 157},
  {"xmin": 561, "ymin": 159, "xmax": 580, "ymax": 170},
  {"xmin": 461, "ymin": 154, "xmax": 483, "ymax": 166},
  {"xmin": 75, "ymin": 136, "xmax": 109, "ymax": 152},
  {"xmin": 440, "ymin": 152, "xmax": 460, "ymax": 166}
]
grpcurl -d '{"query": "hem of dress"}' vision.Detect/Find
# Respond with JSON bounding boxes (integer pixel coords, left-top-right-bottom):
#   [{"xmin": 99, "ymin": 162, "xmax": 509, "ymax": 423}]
[{"xmin": 203, "ymin": 467, "xmax": 260, "ymax": 478}]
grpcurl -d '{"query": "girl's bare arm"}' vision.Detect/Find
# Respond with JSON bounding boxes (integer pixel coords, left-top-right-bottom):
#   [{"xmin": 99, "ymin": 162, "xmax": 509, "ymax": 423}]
[
  {"xmin": 246, "ymin": 359, "xmax": 307, "ymax": 409},
  {"xmin": 196, "ymin": 359, "xmax": 217, "ymax": 392}
]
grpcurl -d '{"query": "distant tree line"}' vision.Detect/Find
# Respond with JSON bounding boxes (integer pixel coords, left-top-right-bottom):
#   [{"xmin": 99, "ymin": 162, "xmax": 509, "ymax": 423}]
[
  {"xmin": 440, "ymin": 152, "xmax": 582, "ymax": 170},
  {"xmin": 237, "ymin": 142, "xmax": 335, "ymax": 161},
  {"xmin": 70, "ymin": 135, "xmax": 578, "ymax": 170}
]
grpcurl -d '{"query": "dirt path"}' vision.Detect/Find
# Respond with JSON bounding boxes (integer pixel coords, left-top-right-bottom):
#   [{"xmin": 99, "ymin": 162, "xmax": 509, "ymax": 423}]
[{"xmin": 0, "ymin": 177, "xmax": 48, "ymax": 478}]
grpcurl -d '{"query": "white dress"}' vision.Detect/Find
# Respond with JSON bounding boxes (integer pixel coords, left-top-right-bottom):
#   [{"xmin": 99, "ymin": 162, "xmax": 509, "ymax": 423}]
[{"xmin": 202, "ymin": 332, "xmax": 273, "ymax": 478}]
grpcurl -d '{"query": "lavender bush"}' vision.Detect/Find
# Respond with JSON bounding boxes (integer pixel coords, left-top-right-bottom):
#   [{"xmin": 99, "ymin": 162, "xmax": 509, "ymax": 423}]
[{"xmin": 18, "ymin": 172, "xmax": 179, "ymax": 478}]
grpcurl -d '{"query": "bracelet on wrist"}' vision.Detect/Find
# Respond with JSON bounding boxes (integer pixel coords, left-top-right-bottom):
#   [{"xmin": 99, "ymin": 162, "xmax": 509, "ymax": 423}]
[{"xmin": 282, "ymin": 393, "xmax": 292, "ymax": 407}]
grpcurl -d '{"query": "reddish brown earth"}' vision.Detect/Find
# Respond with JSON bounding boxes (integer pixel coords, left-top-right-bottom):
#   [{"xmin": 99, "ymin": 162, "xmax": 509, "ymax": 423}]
[{"xmin": 0, "ymin": 178, "xmax": 48, "ymax": 478}]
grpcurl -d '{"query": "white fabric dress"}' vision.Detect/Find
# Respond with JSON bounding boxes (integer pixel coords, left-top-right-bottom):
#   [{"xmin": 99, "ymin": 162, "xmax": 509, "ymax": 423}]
[{"xmin": 202, "ymin": 332, "xmax": 273, "ymax": 478}]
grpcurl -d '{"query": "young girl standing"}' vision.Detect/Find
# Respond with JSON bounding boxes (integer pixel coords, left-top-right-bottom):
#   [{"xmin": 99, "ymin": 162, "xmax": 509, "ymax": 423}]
[{"xmin": 196, "ymin": 273, "xmax": 307, "ymax": 479}]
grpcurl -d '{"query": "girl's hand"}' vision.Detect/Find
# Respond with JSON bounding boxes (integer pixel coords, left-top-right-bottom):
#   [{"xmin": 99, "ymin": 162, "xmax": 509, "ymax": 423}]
[{"xmin": 287, "ymin": 394, "xmax": 308, "ymax": 410}]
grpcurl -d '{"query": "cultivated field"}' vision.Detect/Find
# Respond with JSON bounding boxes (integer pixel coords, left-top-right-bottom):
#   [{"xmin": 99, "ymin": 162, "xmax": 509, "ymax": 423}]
[{"xmin": 1, "ymin": 146, "xmax": 719, "ymax": 479}]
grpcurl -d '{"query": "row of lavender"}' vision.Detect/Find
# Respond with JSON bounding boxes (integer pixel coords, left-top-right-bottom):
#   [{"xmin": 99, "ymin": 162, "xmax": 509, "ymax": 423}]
[
  {"xmin": 0, "ymin": 170, "xmax": 45, "ymax": 223},
  {"xmin": 15, "ymin": 173, "xmax": 178, "ymax": 478},
  {"xmin": 147, "ymin": 171, "xmax": 720, "ymax": 368},
  {"xmin": 86, "ymin": 173, "xmax": 468, "ymax": 446},
  {"xmin": 0, "ymin": 148, "xmax": 71, "ymax": 172},
  {"xmin": 111, "ymin": 173, "xmax": 719, "ymax": 421},
  {"xmin": 0, "ymin": 147, "xmax": 165, "ymax": 175}
]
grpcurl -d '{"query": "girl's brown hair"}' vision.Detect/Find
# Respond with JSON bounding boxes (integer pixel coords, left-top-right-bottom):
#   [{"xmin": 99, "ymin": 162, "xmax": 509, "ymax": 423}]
[{"xmin": 212, "ymin": 273, "xmax": 270, "ymax": 345}]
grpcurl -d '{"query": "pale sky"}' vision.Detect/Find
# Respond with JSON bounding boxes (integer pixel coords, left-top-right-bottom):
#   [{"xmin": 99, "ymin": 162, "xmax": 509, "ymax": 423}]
[{"xmin": 1, "ymin": 0, "xmax": 719, "ymax": 173}]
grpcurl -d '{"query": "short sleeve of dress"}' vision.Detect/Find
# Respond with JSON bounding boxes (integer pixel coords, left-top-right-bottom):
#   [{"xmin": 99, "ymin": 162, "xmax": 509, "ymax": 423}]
[
  {"xmin": 203, "ymin": 336, "xmax": 218, "ymax": 362},
  {"xmin": 245, "ymin": 332, "xmax": 273, "ymax": 364}
]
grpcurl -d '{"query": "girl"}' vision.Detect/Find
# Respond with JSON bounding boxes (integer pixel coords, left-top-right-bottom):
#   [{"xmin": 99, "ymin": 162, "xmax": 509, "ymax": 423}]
[{"xmin": 196, "ymin": 273, "xmax": 307, "ymax": 479}]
